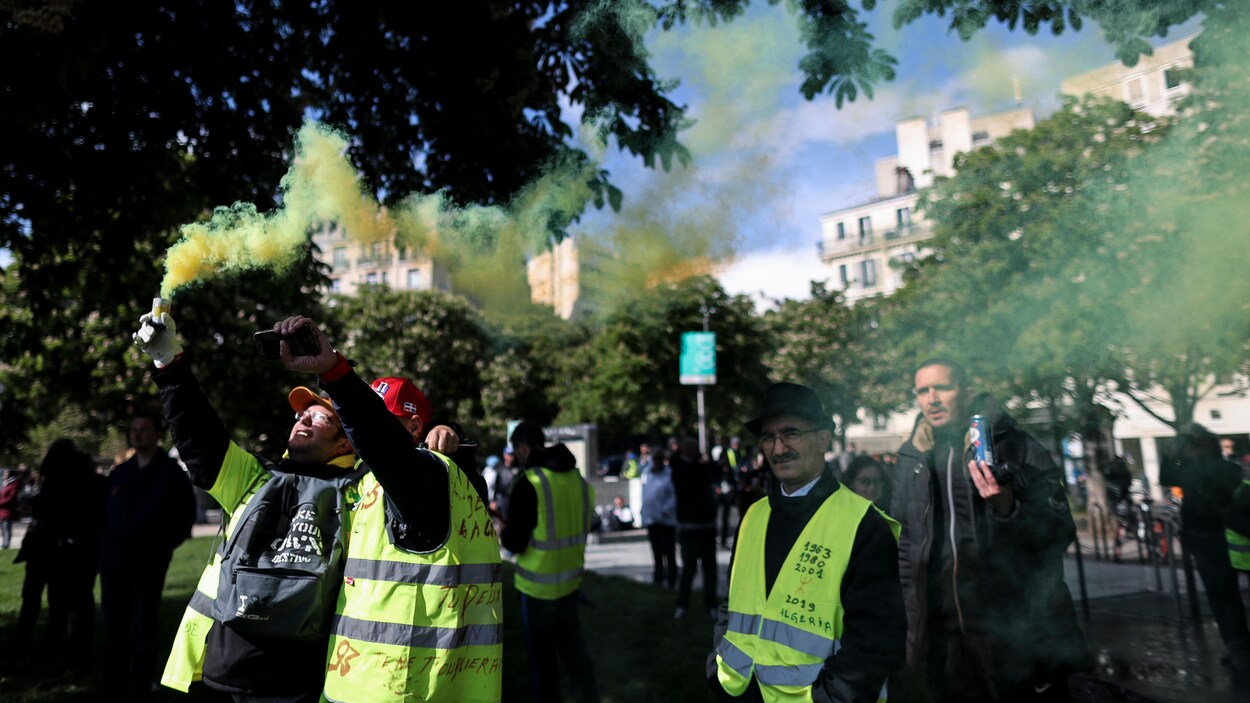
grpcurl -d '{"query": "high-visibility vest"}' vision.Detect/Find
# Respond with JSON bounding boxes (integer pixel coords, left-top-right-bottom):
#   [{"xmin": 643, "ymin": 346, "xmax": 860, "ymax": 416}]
[
  {"xmin": 716, "ymin": 487, "xmax": 899, "ymax": 703},
  {"xmin": 623, "ymin": 459, "xmax": 640, "ymax": 480},
  {"xmin": 1227, "ymin": 479, "xmax": 1250, "ymax": 572},
  {"xmin": 162, "ymin": 442, "xmax": 356, "ymax": 692},
  {"xmin": 323, "ymin": 452, "xmax": 503, "ymax": 702},
  {"xmin": 514, "ymin": 466, "xmax": 594, "ymax": 600}
]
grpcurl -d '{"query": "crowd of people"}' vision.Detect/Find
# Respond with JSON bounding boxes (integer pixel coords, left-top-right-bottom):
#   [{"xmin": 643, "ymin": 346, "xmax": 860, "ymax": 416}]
[{"xmin": 2, "ymin": 309, "xmax": 1248, "ymax": 703}]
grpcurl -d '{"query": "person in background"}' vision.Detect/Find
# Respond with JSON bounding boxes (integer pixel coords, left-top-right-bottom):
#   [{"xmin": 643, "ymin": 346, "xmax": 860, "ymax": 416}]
[
  {"xmin": 16, "ymin": 439, "xmax": 105, "ymax": 663},
  {"xmin": 610, "ymin": 495, "xmax": 635, "ymax": 530},
  {"xmin": 843, "ymin": 454, "xmax": 892, "ymax": 511},
  {"xmin": 501, "ymin": 420, "xmax": 599, "ymax": 703},
  {"xmin": 642, "ymin": 451, "xmax": 678, "ymax": 589},
  {"xmin": 101, "ymin": 410, "xmax": 196, "ymax": 702},
  {"xmin": 1161, "ymin": 425, "xmax": 1249, "ymax": 676},
  {"xmin": 716, "ymin": 436, "xmax": 744, "ymax": 548},
  {"xmin": 671, "ymin": 437, "xmax": 720, "ymax": 621},
  {"xmin": 0, "ymin": 465, "xmax": 30, "ymax": 550}
]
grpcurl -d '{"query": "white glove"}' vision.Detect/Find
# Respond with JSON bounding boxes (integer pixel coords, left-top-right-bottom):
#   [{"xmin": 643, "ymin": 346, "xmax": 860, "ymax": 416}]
[{"xmin": 132, "ymin": 312, "xmax": 184, "ymax": 368}]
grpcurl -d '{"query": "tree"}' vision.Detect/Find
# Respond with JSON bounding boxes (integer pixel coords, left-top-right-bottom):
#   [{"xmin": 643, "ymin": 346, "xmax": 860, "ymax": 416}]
[
  {"xmin": 887, "ymin": 97, "xmax": 1167, "ymax": 487},
  {"xmin": 557, "ymin": 276, "xmax": 768, "ymax": 448},
  {"xmin": 0, "ymin": 0, "xmax": 1215, "ymax": 452},
  {"xmin": 0, "ymin": 242, "xmax": 332, "ymax": 461},
  {"xmin": 324, "ymin": 286, "xmax": 492, "ymax": 432},
  {"xmin": 1104, "ymin": 4, "xmax": 1250, "ymax": 430},
  {"xmin": 761, "ymin": 282, "xmax": 905, "ymax": 449}
]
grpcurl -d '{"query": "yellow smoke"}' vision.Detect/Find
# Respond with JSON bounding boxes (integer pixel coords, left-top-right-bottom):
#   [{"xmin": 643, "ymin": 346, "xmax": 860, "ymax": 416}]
[{"xmin": 161, "ymin": 123, "xmax": 393, "ymax": 297}]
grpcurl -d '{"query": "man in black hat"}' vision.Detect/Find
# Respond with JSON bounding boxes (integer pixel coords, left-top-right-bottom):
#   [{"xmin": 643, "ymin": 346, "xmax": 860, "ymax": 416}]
[{"xmin": 708, "ymin": 383, "xmax": 906, "ymax": 703}]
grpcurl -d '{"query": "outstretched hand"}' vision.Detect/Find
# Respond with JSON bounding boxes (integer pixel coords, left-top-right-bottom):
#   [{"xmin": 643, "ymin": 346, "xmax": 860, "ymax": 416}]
[
  {"xmin": 133, "ymin": 312, "xmax": 184, "ymax": 368},
  {"xmin": 274, "ymin": 316, "xmax": 339, "ymax": 375}
]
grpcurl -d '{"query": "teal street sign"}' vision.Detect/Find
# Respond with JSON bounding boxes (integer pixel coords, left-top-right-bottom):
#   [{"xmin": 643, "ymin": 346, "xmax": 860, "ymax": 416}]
[{"xmin": 680, "ymin": 331, "xmax": 717, "ymax": 385}]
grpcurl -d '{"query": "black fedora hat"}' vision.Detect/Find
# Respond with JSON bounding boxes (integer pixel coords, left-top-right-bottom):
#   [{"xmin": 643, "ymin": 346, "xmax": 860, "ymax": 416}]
[{"xmin": 745, "ymin": 383, "xmax": 835, "ymax": 436}]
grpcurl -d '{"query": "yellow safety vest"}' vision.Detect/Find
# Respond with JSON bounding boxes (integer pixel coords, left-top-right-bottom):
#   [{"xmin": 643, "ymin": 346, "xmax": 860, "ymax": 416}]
[
  {"xmin": 716, "ymin": 487, "xmax": 899, "ymax": 703},
  {"xmin": 323, "ymin": 453, "xmax": 503, "ymax": 702},
  {"xmin": 162, "ymin": 442, "xmax": 357, "ymax": 692},
  {"xmin": 514, "ymin": 466, "xmax": 594, "ymax": 600},
  {"xmin": 1227, "ymin": 479, "xmax": 1250, "ymax": 572}
]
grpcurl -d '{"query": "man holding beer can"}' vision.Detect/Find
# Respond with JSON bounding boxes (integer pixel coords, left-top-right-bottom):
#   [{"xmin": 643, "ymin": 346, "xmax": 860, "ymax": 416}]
[{"xmin": 891, "ymin": 359, "xmax": 1090, "ymax": 702}]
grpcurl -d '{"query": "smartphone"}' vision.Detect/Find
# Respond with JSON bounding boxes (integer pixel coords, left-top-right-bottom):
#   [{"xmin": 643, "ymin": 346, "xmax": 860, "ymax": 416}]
[{"xmin": 253, "ymin": 327, "xmax": 320, "ymax": 361}]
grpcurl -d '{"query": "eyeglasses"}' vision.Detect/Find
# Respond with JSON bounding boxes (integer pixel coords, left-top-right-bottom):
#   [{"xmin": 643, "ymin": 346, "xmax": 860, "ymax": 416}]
[
  {"xmin": 758, "ymin": 428, "xmax": 822, "ymax": 448},
  {"xmin": 913, "ymin": 383, "xmax": 956, "ymax": 397},
  {"xmin": 294, "ymin": 408, "xmax": 339, "ymax": 428}
]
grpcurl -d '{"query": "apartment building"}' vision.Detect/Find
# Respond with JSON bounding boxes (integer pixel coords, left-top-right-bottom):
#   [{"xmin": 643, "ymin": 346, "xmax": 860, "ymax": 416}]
[
  {"xmin": 818, "ymin": 107, "xmax": 1035, "ymax": 303},
  {"xmin": 311, "ymin": 224, "xmax": 449, "ymax": 296}
]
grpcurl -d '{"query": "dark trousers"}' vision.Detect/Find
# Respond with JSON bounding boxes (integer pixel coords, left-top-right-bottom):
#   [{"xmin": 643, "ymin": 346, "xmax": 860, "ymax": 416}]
[
  {"xmin": 101, "ymin": 556, "xmax": 172, "ymax": 702},
  {"xmin": 717, "ymin": 497, "xmax": 735, "ymax": 545},
  {"xmin": 647, "ymin": 524, "xmax": 677, "ymax": 588},
  {"xmin": 1184, "ymin": 530, "xmax": 1250, "ymax": 652},
  {"xmin": 46, "ymin": 560, "xmax": 97, "ymax": 662},
  {"xmin": 16, "ymin": 557, "xmax": 50, "ymax": 640},
  {"xmin": 519, "ymin": 591, "xmax": 600, "ymax": 703},
  {"xmin": 677, "ymin": 527, "xmax": 719, "ymax": 610}
]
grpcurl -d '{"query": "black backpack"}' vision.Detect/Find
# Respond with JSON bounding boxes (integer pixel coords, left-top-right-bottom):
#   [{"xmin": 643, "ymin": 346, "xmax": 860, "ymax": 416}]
[{"xmin": 212, "ymin": 466, "xmax": 366, "ymax": 641}]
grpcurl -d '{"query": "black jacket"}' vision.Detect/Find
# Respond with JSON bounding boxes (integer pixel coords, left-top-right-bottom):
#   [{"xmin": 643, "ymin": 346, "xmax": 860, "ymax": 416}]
[
  {"xmin": 891, "ymin": 395, "xmax": 1091, "ymax": 697},
  {"xmin": 102, "ymin": 449, "xmax": 195, "ymax": 568},
  {"xmin": 709, "ymin": 467, "xmax": 906, "ymax": 703},
  {"xmin": 671, "ymin": 454, "xmax": 719, "ymax": 529}
]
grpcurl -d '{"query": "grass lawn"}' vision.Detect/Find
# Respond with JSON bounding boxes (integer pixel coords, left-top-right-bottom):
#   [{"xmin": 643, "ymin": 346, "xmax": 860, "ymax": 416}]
[{"xmin": 0, "ymin": 537, "xmax": 720, "ymax": 702}]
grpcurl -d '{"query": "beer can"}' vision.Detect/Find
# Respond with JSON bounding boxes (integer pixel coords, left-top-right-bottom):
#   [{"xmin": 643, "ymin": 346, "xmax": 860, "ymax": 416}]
[{"xmin": 970, "ymin": 414, "xmax": 994, "ymax": 466}]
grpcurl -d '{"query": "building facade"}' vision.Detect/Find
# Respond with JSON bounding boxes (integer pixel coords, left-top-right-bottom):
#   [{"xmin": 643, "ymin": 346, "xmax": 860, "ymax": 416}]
[
  {"xmin": 818, "ymin": 107, "xmax": 1035, "ymax": 302},
  {"xmin": 312, "ymin": 225, "xmax": 449, "ymax": 296}
]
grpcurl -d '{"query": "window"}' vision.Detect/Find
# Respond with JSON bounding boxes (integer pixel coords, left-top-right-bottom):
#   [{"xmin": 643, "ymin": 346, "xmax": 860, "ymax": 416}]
[
  {"xmin": 1210, "ymin": 409, "xmax": 1223, "ymax": 421},
  {"xmin": 836, "ymin": 222, "xmax": 846, "ymax": 240},
  {"xmin": 380, "ymin": 271, "xmax": 388, "ymax": 286},
  {"xmin": 1165, "ymin": 69, "xmax": 1182, "ymax": 90},
  {"xmin": 369, "ymin": 242, "xmax": 383, "ymax": 260},
  {"xmin": 872, "ymin": 414, "xmax": 888, "ymax": 432},
  {"xmin": 860, "ymin": 259, "xmax": 877, "ymax": 288},
  {"xmin": 896, "ymin": 207, "xmax": 911, "ymax": 234},
  {"xmin": 365, "ymin": 272, "xmax": 378, "ymax": 285},
  {"xmin": 893, "ymin": 251, "xmax": 916, "ymax": 265},
  {"xmin": 1127, "ymin": 78, "xmax": 1144, "ymax": 102},
  {"xmin": 332, "ymin": 247, "xmax": 349, "ymax": 268},
  {"xmin": 331, "ymin": 278, "xmax": 342, "ymax": 293},
  {"xmin": 858, "ymin": 216, "xmax": 872, "ymax": 244},
  {"xmin": 397, "ymin": 245, "xmax": 408, "ymax": 261},
  {"xmin": 838, "ymin": 264, "xmax": 848, "ymax": 287},
  {"xmin": 971, "ymin": 130, "xmax": 989, "ymax": 142},
  {"xmin": 407, "ymin": 269, "xmax": 422, "ymax": 289}
]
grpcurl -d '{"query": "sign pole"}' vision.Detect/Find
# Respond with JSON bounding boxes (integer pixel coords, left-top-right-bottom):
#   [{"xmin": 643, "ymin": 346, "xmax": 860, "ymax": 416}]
[{"xmin": 680, "ymin": 307, "xmax": 717, "ymax": 459}]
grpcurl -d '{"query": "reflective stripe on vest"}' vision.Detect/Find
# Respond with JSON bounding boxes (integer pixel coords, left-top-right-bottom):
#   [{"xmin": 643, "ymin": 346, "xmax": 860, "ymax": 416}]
[
  {"xmin": 716, "ymin": 487, "xmax": 899, "ymax": 703},
  {"xmin": 515, "ymin": 465, "xmax": 594, "ymax": 600},
  {"xmin": 331, "ymin": 614, "xmax": 503, "ymax": 649},
  {"xmin": 324, "ymin": 454, "xmax": 503, "ymax": 703}
]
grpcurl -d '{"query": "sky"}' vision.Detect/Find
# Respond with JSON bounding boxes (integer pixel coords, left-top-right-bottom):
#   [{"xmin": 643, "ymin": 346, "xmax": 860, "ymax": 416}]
[{"xmin": 572, "ymin": 4, "xmax": 1201, "ymax": 307}]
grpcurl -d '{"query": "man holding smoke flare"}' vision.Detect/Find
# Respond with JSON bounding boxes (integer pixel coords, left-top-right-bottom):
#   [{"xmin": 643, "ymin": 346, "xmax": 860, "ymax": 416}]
[{"xmin": 135, "ymin": 309, "xmax": 501, "ymax": 702}]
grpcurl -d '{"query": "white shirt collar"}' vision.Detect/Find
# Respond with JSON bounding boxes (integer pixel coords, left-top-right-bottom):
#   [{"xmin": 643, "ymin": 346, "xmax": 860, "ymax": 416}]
[{"xmin": 780, "ymin": 475, "xmax": 821, "ymax": 498}]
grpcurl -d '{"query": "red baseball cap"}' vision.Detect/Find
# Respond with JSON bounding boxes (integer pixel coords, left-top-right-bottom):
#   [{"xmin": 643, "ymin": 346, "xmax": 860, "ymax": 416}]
[{"xmin": 370, "ymin": 377, "xmax": 433, "ymax": 425}]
